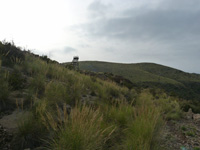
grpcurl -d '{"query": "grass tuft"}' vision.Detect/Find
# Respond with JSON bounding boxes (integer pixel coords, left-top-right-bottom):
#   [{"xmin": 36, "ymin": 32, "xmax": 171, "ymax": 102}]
[{"xmin": 40, "ymin": 104, "xmax": 115, "ymax": 150}]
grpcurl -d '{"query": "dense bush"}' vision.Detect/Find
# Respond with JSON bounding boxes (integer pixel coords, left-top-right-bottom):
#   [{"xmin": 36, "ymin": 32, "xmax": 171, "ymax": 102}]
[
  {"xmin": 0, "ymin": 41, "xmax": 25, "ymax": 67},
  {"xmin": 29, "ymin": 74, "xmax": 46, "ymax": 97},
  {"xmin": 45, "ymin": 81, "xmax": 70, "ymax": 106},
  {"xmin": 8, "ymin": 69, "xmax": 26, "ymax": 90},
  {"xmin": 0, "ymin": 78, "xmax": 10, "ymax": 111},
  {"xmin": 0, "ymin": 60, "xmax": 10, "ymax": 111},
  {"xmin": 12, "ymin": 112, "xmax": 47, "ymax": 150}
]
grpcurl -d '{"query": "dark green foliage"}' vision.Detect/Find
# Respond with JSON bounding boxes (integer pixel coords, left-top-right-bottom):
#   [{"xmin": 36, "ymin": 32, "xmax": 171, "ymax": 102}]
[
  {"xmin": 180, "ymin": 125, "xmax": 187, "ymax": 131},
  {"xmin": 0, "ymin": 77, "xmax": 9, "ymax": 100},
  {"xmin": 0, "ymin": 78, "xmax": 10, "ymax": 111},
  {"xmin": 8, "ymin": 70, "xmax": 26, "ymax": 90},
  {"xmin": 79, "ymin": 61, "xmax": 200, "ymax": 112},
  {"xmin": 45, "ymin": 81, "xmax": 70, "ymax": 106},
  {"xmin": 108, "ymin": 87, "xmax": 120, "ymax": 98},
  {"xmin": 40, "ymin": 55, "xmax": 51, "ymax": 63},
  {"xmin": 186, "ymin": 131, "xmax": 195, "ymax": 137},
  {"xmin": 65, "ymin": 63, "xmax": 74, "ymax": 70},
  {"xmin": 30, "ymin": 75, "xmax": 46, "ymax": 97},
  {"xmin": 180, "ymin": 100, "xmax": 200, "ymax": 113},
  {"xmin": 12, "ymin": 113, "xmax": 47, "ymax": 150},
  {"xmin": 0, "ymin": 41, "xmax": 25, "ymax": 67}
]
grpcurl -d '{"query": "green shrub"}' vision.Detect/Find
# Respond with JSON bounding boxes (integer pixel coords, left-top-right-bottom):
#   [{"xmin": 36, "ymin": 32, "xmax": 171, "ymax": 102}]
[
  {"xmin": 103, "ymin": 100, "xmax": 134, "ymax": 128},
  {"xmin": 0, "ymin": 41, "xmax": 25, "ymax": 67},
  {"xmin": 99, "ymin": 100, "xmax": 135, "ymax": 149},
  {"xmin": 165, "ymin": 111, "xmax": 182, "ymax": 120},
  {"xmin": 158, "ymin": 97, "xmax": 183, "ymax": 120},
  {"xmin": 0, "ymin": 78, "xmax": 9, "ymax": 100},
  {"xmin": 8, "ymin": 69, "xmax": 26, "ymax": 90},
  {"xmin": 30, "ymin": 74, "xmax": 46, "ymax": 97},
  {"xmin": 0, "ymin": 61, "xmax": 10, "ymax": 111},
  {"xmin": 186, "ymin": 131, "xmax": 195, "ymax": 137},
  {"xmin": 23, "ymin": 55, "xmax": 48, "ymax": 76},
  {"xmin": 122, "ymin": 93, "xmax": 163, "ymax": 150},
  {"xmin": 13, "ymin": 113, "xmax": 47, "ymax": 150},
  {"xmin": 68, "ymin": 81, "xmax": 82, "ymax": 104},
  {"xmin": 45, "ymin": 81, "xmax": 70, "ymax": 105},
  {"xmin": 0, "ymin": 78, "xmax": 10, "ymax": 111},
  {"xmin": 180, "ymin": 125, "xmax": 187, "ymax": 131}
]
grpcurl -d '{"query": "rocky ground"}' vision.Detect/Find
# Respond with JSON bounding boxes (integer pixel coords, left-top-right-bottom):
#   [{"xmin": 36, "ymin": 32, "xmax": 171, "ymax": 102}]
[
  {"xmin": 160, "ymin": 112, "xmax": 200, "ymax": 150},
  {"xmin": 0, "ymin": 124, "xmax": 13, "ymax": 150},
  {"xmin": 0, "ymin": 110, "xmax": 30, "ymax": 150}
]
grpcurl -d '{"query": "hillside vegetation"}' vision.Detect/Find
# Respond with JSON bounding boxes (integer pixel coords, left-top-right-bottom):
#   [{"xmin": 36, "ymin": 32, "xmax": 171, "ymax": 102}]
[
  {"xmin": 0, "ymin": 41, "xmax": 198, "ymax": 150},
  {"xmin": 79, "ymin": 61, "xmax": 200, "ymax": 109},
  {"xmin": 79, "ymin": 61, "xmax": 200, "ymax": 84}
]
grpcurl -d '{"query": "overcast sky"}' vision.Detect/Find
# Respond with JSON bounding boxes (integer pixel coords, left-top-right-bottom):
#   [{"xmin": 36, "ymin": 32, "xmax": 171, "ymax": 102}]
[{"xmin": 0, "ymin": 0, "xmax": 200, "ymax": 73}]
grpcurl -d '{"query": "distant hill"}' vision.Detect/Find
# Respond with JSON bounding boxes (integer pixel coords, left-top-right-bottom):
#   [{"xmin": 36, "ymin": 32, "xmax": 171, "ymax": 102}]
[{"xmin": 78, "ymin": 61, "xmax": 200, "ymax": 101}]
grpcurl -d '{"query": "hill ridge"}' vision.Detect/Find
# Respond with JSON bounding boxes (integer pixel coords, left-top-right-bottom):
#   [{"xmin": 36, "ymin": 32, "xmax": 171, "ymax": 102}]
[{"xmin": 76, "ymin": 61, "xmax": 200, "ymax": 101}]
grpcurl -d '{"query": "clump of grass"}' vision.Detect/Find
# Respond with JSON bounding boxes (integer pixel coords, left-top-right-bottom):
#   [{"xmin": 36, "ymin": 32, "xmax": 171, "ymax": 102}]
[
  {"xmin": 29, "ymin": 74, "xmax": 46, "ymax": 97},
  {"xmin": 92, "ymin": 79, "xmax": 129, "ymax": 102},
  {"xmin": 0, "ymin": 78, "xmax": 10, "ymax": 107},
  {"xmin": 68, "ymin": 79, "xmax": 83, "ymax": 103},
  {"xmin": 186, "ymin": 131, "xmax": 195, "ymax": 137},
  {"xmin": 23, "ymin": 55, "xmax": 48, "ymax": 76},
  {"xmin": 0, "ymin": 59, "xmax": 10, "ymax": 111},
  {"xmin": 8, "ymin": 69, "xmax": 26, "ymax": 90},
  {"xmin": 45, "ymin": 81, "xmax": 71, "ymax": 105},
  {"xmin": 40, "ymin": 104, "xmax": 115, "ymax": 150},
  {"xmin": 122, "ymin": 92, "xmax": 163, "ymax": 150},
  {"xmin": 157, "ymin": 97, "xmax": 183, "ymax": 120},
  {"xmin": 103, "ymin": 100, "xmax": 135, "ymax": 128},
  {"xmin": 13, "ymin": 112, "xmax": 47, "ymax": 150},
  {"xmin": 99, "ymin": 100, "xmax": 135, "ymax": 149},
  {"xmin": 180, "ymin": 125, "xmax": 187, "ymax": 131}
]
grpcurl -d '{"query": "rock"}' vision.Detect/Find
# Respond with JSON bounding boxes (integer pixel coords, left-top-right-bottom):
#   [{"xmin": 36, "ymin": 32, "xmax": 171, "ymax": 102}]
[
  {"xmin": 186, "ymin": 108, "xmax": 194, "ymax": 119},
  {"xmin": 193, "ymin": 113, "xmax": 200, "ymax": 121}
]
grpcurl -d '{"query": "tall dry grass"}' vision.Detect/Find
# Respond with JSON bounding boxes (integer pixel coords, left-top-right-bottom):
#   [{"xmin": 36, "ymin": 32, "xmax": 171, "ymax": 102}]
[{"xmin": 38, "ymin": 104, "xmax": 115, "ymax": 150}]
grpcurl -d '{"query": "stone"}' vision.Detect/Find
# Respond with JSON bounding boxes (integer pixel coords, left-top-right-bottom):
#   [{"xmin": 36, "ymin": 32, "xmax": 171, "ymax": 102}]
[
  {"xmin": 193, "ymin": 113, "xmax": 200, "ymax": 121},
  {"xmin": 186, "ymin": 108, "xmax": 193, "ymax": 119}
]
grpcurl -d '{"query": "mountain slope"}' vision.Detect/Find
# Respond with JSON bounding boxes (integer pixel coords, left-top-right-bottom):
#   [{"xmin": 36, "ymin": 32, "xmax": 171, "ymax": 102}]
[
  {"xmin": 1, "ymin": 41, "xmax": 200, "ymax": 150},
  {"xmin": 79, "ymin": 61, "xmax": 200, "ymax": 101}
]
